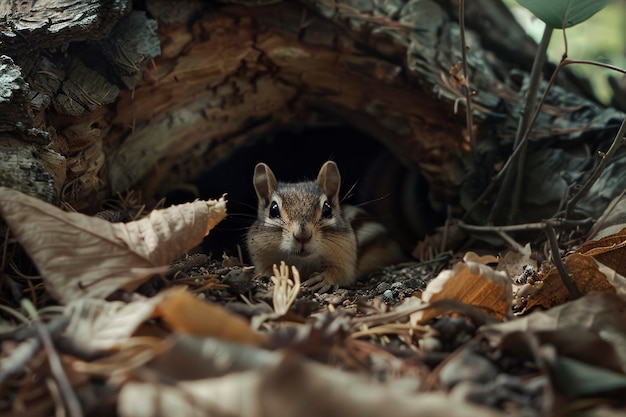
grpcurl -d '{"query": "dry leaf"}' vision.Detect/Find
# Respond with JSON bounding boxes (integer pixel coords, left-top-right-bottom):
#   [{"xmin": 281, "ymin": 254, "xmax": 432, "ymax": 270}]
[
  {"xmin": 156, "ymin": 287, "xmax": 265, "ymax": 345},
  {"xmin": 63, "ymin": 296, "xmax": 167, "ymax": 351},
  {"xmin": 479, "ymin": 292, "xmax": 626, "ymax": 403},
  {"xmin": 0, "ymin": 187, "xmax": 226, "ymax": 303},
  {"xmin": 577, "ymin": 227, "xmax": 626, "ymax": 276},
  {"xmin": 596, "ymin": 260, "xmax": 626, "ymax": 300},
  {"xmin": 63, "ymin": 287, "xmax": 263, "ymax": 352},
  {"xmin": 524, "ymin": 253, "xmax": 614, "ymax": 312},
  {"xmin": 482, "ymin": 292, "xmax": 626, "ymax": 367},
  {"xmin": 413, "ymin": 253, "xmax": 511, "ymax": 323}
]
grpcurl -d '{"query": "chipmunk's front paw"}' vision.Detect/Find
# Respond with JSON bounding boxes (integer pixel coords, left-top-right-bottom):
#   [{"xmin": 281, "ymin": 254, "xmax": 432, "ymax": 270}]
[{"xmin": 302, "ymin": 273, "xmax": 337, "ymax": 294}]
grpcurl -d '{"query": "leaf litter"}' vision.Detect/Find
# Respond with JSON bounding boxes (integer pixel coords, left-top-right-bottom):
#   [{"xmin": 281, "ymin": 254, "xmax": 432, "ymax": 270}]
[{"xmin": 3, "ymin": 187, "xmax": 626, "ymax": 416}]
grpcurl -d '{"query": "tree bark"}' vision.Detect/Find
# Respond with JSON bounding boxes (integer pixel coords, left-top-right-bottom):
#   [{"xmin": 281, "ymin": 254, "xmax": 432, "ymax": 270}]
[{"xmin": 0, "ymin": 0, "xmax": 624, "ymax": 226}]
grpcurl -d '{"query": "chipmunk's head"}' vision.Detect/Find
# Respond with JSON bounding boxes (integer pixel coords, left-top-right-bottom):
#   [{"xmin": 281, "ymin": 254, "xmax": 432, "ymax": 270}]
[{"xmin": 250, "ymin": 161, "xmax": 350, "ymax": 258}]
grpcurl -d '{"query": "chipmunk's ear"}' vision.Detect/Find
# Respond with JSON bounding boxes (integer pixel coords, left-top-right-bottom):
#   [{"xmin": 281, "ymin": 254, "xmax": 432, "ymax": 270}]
[
  {"xmin": 253, "ymin": 163, "xmax": 277, "ymax": 206},
  {"xmin": 317, "ymin": 161, "xmax": 341, "ymax": 202}
]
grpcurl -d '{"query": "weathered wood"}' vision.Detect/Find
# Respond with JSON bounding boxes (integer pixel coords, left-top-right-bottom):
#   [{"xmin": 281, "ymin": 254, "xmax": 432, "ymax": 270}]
[
  {"xmin": 0, "ymin": 0, "xmax": 624, "ymax": 228},
  {"xmin": 106, "ymin": 2, "xmax": 469, "ymax": 204},
  {"xmin": 0, "ymin": 0, "xmax": 130, "ymax": 54},
  {"xmin": 0, "ymin": 56, "xmax": 60, "ymax": 202}
]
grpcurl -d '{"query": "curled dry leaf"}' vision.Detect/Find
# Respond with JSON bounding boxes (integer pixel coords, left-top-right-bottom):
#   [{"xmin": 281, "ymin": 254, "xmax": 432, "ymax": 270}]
[
  {"xmin": 413, "ymin": 252, "xmax": 511, "ymax": 324},
  {"xmin": 0, "ymin": 187, "xmax": 226, "ymax": 303}
]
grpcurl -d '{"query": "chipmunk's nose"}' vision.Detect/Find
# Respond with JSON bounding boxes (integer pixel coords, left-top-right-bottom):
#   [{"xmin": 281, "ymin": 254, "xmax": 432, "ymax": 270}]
[{"xmin": 293, "ymin": 224, "xmax": 312, "ymax": 243}]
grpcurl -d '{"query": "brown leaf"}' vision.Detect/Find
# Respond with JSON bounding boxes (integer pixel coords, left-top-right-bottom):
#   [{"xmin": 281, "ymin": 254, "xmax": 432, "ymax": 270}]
[
  {"xmin": 524, "ymin": 253, "xmax": 614, "ymax": 312},
  {"xmin": 156, "ymin": 287, "xmax": 266, "ymax": 345},
  {"xmin": 577, "ymin": 226, "xmax": 626, "ymax": 276},
  {"xmin": 413, "ymin": 252, "xmax": 511, "ymax": 323},
  {"xmin": 0, "ymin": 187, "xmax": 226, "ymax": 303}
]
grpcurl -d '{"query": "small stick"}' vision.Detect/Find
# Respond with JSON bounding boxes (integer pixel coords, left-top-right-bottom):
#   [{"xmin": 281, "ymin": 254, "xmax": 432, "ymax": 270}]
[
  {"xmin": 543, "ymin": 222, "xmax": 580, "ymax": 298},
  {"xmin": 457, "ymin": 0, "xmax": 476, "ymax": 149},
  {"xmin": 507, "ymin": 26, "xmax": 554, "ymax": 223},
  {"xmin": 21, "ymin": 300, "xmax": 83, "ymax": 417}
]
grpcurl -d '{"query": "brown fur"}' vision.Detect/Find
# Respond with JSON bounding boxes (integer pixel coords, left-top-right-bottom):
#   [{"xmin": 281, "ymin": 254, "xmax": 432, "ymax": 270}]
[{"xmin": 247, "ymin": 161, "xmax": 404, "ymax": 287}]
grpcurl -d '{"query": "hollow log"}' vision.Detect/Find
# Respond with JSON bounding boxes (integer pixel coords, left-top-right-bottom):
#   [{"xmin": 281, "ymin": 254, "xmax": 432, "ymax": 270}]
[{"xmin": 1, "ymin": 0, "xmax": 625, "ymax": 241}]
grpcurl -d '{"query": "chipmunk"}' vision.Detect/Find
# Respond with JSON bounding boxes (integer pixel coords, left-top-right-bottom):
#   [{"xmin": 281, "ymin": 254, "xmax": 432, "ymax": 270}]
[{"xmin": 246, "ymin": 160, "xmax": 407, "ymax": 291}]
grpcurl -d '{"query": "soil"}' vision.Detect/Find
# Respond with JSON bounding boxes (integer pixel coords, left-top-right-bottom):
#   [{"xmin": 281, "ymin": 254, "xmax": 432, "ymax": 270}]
[{"xmin": 162, "ymin": 252, "xmax": 448, "ymax": 320}]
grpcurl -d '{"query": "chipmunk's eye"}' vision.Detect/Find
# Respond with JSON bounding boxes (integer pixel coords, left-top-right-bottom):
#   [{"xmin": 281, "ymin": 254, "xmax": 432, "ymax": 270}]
[
  {"xmin": 321, "ymin": 201, "xmax": 332, "ymax": 218},
  {"xmin": 269, "ymin": 201, "xmax": 281, "ymax": 218}
]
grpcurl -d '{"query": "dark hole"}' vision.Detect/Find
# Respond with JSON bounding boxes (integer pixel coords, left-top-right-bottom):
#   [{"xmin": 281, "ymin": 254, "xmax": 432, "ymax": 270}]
[{"xmin": 166, "ymin": 125, "xmax": 439, "ymax": 259}]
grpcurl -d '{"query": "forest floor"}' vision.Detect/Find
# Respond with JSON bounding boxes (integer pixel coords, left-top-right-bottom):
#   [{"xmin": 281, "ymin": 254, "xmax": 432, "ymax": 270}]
[{"xmin": 2, "ymin": 188, "xmax": 626, "ymax": 417}]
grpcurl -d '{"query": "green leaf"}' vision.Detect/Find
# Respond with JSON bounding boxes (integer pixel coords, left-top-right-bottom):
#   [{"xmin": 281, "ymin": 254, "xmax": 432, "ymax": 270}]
[
  {"xmin": 517, "ymin": 0, "xmax": 611, "ymax": 28},
  {"xmin": 553, "ymin": 356, "xmax": 626, "ymax": 399}
]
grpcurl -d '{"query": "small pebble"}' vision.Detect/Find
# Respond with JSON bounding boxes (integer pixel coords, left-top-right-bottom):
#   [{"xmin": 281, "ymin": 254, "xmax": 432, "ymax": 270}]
[{"xmin": 383, "ymin": 289, "xmax": 394, "ymax": 299}]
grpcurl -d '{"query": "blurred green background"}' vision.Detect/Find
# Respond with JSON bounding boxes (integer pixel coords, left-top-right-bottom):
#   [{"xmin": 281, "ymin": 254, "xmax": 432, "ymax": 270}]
[{"xmin": 505, "ymin": 0, "xmax": 626, "ymax": 104}]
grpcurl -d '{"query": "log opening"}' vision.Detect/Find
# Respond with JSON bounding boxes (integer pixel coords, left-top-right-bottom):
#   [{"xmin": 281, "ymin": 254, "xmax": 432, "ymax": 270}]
[{"xmin": 176, "ymin": 124, "xmax": 441, "ymax": 258}]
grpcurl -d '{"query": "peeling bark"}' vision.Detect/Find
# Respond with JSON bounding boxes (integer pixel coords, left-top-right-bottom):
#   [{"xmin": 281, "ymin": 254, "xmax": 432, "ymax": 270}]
[{"xmin": 0, "ymin": 0, "xmax": 623, "ymax": 228}]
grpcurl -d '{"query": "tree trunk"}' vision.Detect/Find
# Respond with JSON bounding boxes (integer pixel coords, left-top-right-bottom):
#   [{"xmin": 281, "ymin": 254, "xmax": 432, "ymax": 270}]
[{"xmin": 1, "ymin": 0, "xmax": 624, "ymax": 230}]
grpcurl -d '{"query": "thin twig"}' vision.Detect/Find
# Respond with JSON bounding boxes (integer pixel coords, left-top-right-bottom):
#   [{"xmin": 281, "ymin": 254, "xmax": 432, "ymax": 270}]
[
  {"xmin": 458, "ymin": 220, "xmax": 545, "ymax": 233},
  {"xmin": 508, "ymin": 26, "xmax": 553, "ymax": 223},
  {"xmin": 514, "ymin": 26, "xmax": 554, "ymax": 150},
  {"xmin": 21, "ymin": 299, "xmax": 83, "ymax": 417},
  {"xmin": 565, "ymin": 118, "xmax": 626, "ymax": 219},
  {"xmin": 457, "ymin": 0, "xmax": 476, "ymax": 148},
  {"xmin": 562, "ymin": 59, "xmax": 626, "ymax": 77},
  {"xmin": 543, "ymin": 222, "xmax": 579, "ymax": 298},
  {"xmin": 495, "ymin": 230, "xmax": 527, "ymax": 254}
]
